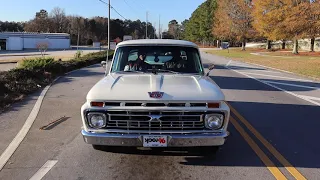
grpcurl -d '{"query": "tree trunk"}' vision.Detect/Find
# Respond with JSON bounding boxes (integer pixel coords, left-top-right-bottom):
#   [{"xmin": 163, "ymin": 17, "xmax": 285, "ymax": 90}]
[
  {"xmin": 266, "ymin": 40, "xmax": 272, "ymax": 50},
  {"xmin": 217, "ymin": 40, "xmax": 221, "ymax": 48},
  {"xmin": 292, "ymin": 39, "xmax": 299, "ymax": 54},
  {"xmin": 241, "ymin": 40, "xmax": 246, "ymax": 51},
  {"xmin": 282, "ymin": 40, "xmax": 286, "ymax": 49},
  {"xmin": 310, "ymin": 37, "xmax": 315, "ymax": 52}
]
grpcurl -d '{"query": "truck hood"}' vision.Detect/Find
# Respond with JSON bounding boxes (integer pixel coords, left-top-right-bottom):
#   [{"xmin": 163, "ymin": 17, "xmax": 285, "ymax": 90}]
[{"xmin": 86, "ymin": 73, "xmax": 225, "ymax": 101}]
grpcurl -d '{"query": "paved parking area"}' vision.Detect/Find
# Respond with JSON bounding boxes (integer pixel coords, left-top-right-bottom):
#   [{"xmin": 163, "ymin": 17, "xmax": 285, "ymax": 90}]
[
  {"xmin": 0, "ymin": 63, "xmax": 17, "ymax": 71},
  {"xmin": 0, "ymin": 47, "xmax": 106, "ymax": 71}
]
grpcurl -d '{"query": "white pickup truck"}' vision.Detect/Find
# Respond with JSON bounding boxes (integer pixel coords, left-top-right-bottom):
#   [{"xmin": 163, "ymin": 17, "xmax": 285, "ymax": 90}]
[{"xmin": 81, "ymin": 39, "xmax": 230, "ymax": 154}]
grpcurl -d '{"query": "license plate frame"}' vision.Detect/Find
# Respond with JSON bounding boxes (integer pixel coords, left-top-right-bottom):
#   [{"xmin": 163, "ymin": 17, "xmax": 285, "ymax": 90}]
[{"xmin": 143, "ymin": 135, "xmax": 168, "ymax": 147}]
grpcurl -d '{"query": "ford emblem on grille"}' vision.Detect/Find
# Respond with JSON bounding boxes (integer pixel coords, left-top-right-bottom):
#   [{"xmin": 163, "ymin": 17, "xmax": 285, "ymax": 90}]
[{"xmin": 148, "ymin": 91, "xmax": 164, "ymax": 99}]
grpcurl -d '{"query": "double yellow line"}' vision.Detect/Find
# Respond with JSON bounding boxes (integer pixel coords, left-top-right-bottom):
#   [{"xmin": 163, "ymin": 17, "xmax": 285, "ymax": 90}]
[{"xmin": 226, "ymin": 102, "xmax": 306, "ymax": 180}]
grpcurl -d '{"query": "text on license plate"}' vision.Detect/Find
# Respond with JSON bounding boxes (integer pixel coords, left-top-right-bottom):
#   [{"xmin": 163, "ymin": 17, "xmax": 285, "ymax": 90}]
[{"xmin": 143, "ymin": 135, "xmax": 168, "ymax": 147}]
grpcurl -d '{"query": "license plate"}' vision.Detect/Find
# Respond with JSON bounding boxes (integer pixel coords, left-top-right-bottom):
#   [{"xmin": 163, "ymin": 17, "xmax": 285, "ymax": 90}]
[{"xmin": 143, "ymin": 135, "xmax": 168, "ymax": 147}]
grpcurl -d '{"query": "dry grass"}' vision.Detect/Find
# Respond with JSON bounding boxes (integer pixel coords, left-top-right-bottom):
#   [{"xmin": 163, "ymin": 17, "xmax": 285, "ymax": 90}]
[
  {"xmin": 263, "ymin": 51, "xmax": 320, "ymax": 57},
  {"xmin": 0, "ymin": 50, "xmax": 100, "ymax": 63},
  {"xmin": 1, "ymin": 54, "xmax": 75, "ymax": 63},
  {"xmin": 206, "ymin": 48, "xmax": 320, "ymax": 79}
]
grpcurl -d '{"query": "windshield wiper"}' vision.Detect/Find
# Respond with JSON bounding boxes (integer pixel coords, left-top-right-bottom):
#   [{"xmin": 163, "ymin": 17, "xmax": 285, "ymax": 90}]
[{"xmin": 146, "ymin": 69, "xmax": 180, "ymax": 74}]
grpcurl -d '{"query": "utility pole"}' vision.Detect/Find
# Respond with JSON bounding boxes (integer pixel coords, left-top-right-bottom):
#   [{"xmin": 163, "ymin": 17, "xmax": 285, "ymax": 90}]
[
  {"xmin": 160, "ymin": 24, "xmax": 163, "ymax": 39},
  {"xmin": 77, "ymin": 28, "xmax": 80, "ymax": 50},
  {"xmin": 153, "ymin": 22, "xmax": 156, "ymax": 39},
  {"xmin": 146, "ymin": 11, "xmax": 148, "ymax": 39},
  {"xmin": 158, "ymin": 15, "xmax": 161, "ymax": 39},
  {"xmin": 106, "ymin": 0, "xmax": 111, "ymax": 63}
]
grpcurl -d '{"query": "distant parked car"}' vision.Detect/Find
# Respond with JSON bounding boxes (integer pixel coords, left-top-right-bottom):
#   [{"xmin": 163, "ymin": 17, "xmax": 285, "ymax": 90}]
[{"xmin": 221, "ymin": 42, "xmax": 229, "ymax": 49}]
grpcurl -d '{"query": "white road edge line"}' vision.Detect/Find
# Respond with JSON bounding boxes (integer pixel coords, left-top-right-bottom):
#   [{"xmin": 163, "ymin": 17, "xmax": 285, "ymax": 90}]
[
  {"xmin": 298, "ymin": 95, "xmax": 320, "ymax": 101},
  {"xmin": 0, "ymin": 85, "xmax": 51, "ymax": 171},
  {"xmin": 0, "ymin": 63, "xmax": 101, "ymax": 171},
  {"xmin": 29, "ymin": 160, "xmax": 58, "ymax": 180},
  {"xmin": 202, "ymin": 50, "xmax": 298, "ymax": 75},
  {"xmin": 226, "ymin": 67, "xmax": 320, "ymax": 107},
  {"xmin": 255, "ymin": 70, "xmax": 282, "ymax": 74},
  {"xmin": 243, "ymin": 62, "xmax": 297, "ymax": 75},
  {"xmin": 243, "ymin": 72, "xmax": 313, "ymax": 82},
  {"xmin": 228, "ymin": 63, "xmax": 282, "ymax": 74},
  {"xmin": 264, "ymin": 80, "xmax": 320, "ymax": 90},
  {"xmin": 226, "ymin": 60, "xmax": 232, "ymax": 67}
]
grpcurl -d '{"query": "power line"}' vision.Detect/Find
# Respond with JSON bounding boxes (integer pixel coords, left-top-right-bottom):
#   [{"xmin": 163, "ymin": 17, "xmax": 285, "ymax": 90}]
[
  {"xmin": 98, "ymin": 0, "xmax": 127, "ymax": 20},
  {"xmin": 123, "ymin": 0, "xmax": 148, "ymax": 21},
  {"xmin": 129, "ymin": 0, "xmax": 148, "ymax": 12},
  {"xmin": 111, "ymin": 6, "xmax": 127, "ymax": 20},
  {"xmin": 123, "ymin": 0, "xmax": 138, "ymax": 14}
]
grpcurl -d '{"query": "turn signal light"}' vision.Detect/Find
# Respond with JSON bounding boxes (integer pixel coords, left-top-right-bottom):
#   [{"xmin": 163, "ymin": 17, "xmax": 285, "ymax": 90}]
[
  {"xmin": 91, "ymin": 102, "xmax": 104, "ymax": 107},
  {"xmin": 207, "ymin": 103, "xmax": 220, "ymax": 108}
]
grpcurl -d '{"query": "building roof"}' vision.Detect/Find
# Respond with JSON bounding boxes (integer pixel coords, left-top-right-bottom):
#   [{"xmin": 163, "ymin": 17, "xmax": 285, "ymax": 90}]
[
  {"xmin": 0, "ymin": 32, "xmax": 70, "ymax": 39},
  {"xmin": 117, "ymin": 39, "xmax": 198, "ymax": 48}
]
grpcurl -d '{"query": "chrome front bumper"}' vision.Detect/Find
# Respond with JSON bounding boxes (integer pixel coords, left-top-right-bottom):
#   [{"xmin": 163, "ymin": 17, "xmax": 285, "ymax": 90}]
[{"xmin": 82, "ymin": 130, "xmax": 229, "ymax": 147}]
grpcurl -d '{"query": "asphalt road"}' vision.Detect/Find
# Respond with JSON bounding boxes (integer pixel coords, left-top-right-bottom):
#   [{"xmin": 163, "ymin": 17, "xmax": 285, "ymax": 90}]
[{"xmin": 0, "ymin": 51, "xmax": 319, "ymax": 180}]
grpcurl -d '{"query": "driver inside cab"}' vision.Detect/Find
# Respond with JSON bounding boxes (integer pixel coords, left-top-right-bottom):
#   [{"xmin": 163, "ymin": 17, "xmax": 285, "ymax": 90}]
[{"xmin": 124, "ymin": 51, "xmax": 151, "ymax": 71}]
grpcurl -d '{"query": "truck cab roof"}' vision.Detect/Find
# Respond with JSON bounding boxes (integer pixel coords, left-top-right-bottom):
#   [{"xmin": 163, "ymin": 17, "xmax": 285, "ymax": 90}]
[{"xmin": 117, "ymin": 39, "xmax": 199, "ymax": 48}]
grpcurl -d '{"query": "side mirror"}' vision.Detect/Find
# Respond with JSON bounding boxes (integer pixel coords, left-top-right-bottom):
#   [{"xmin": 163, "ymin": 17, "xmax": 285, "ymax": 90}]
[
  {"xmin": 101, "ymin": 61, "xmax": 109, "ymax": 76},
  {"xmin": 101, "ymin": 61, "xmax": 107, "ymax": 69},
  {"xmin": 208, "ymin": 64, "xmax": 215, "ymax": 70},
  {"xmin": 206, "ymin": 64, "xmax": 215, "ymax": 76}
]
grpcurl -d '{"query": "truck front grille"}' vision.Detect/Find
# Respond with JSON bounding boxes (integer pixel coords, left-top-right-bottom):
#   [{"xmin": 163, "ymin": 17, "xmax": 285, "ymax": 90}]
[{"xmin": 104, "ymin": 111, "xmax": 205, "ymax": 131}]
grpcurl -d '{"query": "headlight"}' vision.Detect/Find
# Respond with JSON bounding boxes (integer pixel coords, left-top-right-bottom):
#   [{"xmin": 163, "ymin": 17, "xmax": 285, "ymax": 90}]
[
  {"xmin": 205, "ymin": 114, "xmax": 224, "ymax": 130},
  {"xmin": 87, "ymin": 112, "xmax": 107, "ymax": 128}
]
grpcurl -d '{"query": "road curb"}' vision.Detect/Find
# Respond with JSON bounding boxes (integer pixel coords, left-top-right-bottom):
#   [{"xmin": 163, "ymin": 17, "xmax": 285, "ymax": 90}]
[
  {"xmin": 0, "ymin": 61, "xmax": 18, "ymax": 64},
  {"xmin": 0, "ymin": 85, "xmax": 51, "ymax": 171},
  {"xmin": 0, "ymin": 63, "xmax": 100, "ymax": 171}
]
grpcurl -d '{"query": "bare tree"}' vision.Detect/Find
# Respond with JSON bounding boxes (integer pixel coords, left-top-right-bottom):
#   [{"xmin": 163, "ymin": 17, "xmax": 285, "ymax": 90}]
[
  {"xmin": 50, "ymin": 7, "xmax": 69, "ymax": 33},
  {"xmin": 25, "ymin": 9, "xmax": 50, "ymax": 32}
]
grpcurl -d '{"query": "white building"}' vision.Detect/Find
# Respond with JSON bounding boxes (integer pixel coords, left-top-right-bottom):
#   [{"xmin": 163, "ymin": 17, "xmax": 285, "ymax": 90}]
[{"xmin": 0, "ymin": 32, "xmax": 70, "ymax": 51}]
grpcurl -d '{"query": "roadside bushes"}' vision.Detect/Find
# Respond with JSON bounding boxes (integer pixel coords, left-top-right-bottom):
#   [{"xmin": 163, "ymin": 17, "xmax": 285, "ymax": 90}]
[
  {"xmin": 19, "ymin": 57, "xmax": 58, "ymax": 71},
  {"xmin": 74, "ymin": 50, "xmax": 83, "ymax": 59},
  {"xmin": 0, "ymin": 50, "xmax": 114, "ymax": 112},
  {"xmin": 87, "ymin": 39, "xmax": 93, "ymax": 45}
]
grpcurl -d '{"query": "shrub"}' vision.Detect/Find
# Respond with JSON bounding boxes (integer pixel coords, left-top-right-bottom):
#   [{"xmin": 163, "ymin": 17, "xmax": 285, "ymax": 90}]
[
  {"xmin": 0, "ymin": 50, "xmax": 114, "ymax": 112},
  {"xmin": 19, "ymin": 57, "xmax": 56, "ymax": 70},
  {"xmin": 87, "ymin": 39, "xmax": 93, "ymax": 45},
  {"xmin": 82, "ymin": 50, "xmax": 114, "ymax": 61},
  {"xmin": 74, "ymin": 50, "xmax": 83, "ymax": 59},
  {"xmin": 1, "ymin": 68, "xmax": 50, "ymax": 95}
]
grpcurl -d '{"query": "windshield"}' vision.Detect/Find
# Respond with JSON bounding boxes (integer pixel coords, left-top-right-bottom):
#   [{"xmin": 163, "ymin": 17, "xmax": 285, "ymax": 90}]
[{"xmin": 110, "ymin": 46, "xmax": 204, "ymax": 74}]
